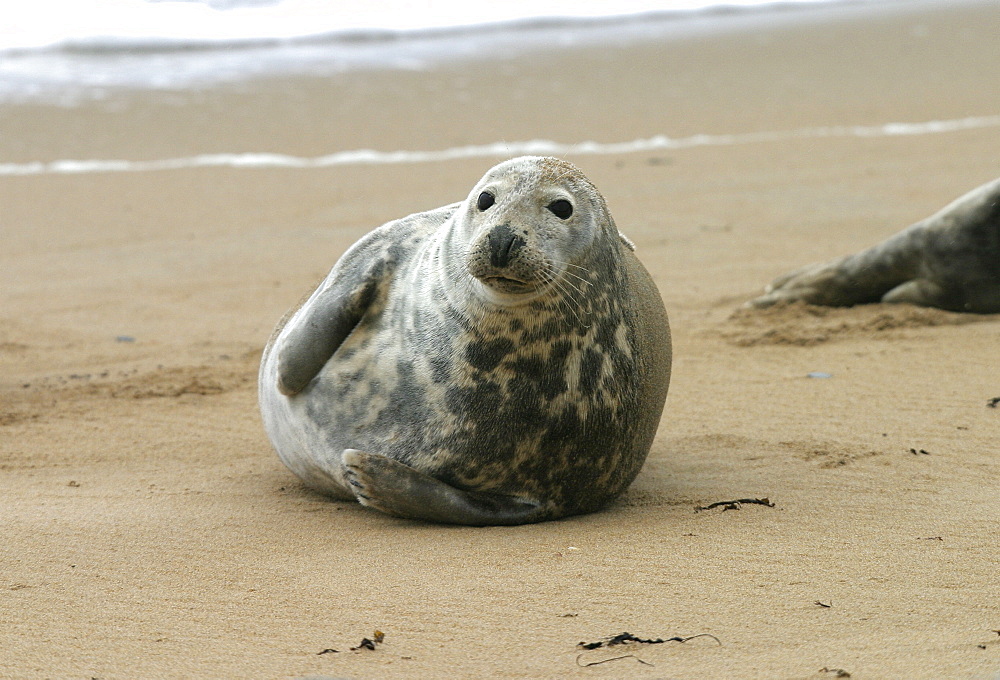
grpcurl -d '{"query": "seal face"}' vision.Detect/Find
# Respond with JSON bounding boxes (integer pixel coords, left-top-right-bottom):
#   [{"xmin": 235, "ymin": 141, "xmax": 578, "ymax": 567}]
[
  {"xmin": 749, "ymin": 177, "xmax": 1000, "ymax": 313},
  {"xmin": 259, "ymin": 156, "xmax": 672, "ymax": 525}
]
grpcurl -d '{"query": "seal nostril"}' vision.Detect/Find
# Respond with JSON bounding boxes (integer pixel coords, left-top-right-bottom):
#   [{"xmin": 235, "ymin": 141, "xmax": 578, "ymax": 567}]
[{"xmin": 488, "ymin": 223, "xmax": 525, "ymax": 268}]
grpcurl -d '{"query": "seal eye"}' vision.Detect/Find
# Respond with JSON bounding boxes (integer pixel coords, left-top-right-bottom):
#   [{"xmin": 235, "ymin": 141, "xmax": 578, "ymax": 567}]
[
  {"xmin": 547, "ymin": 199, "xmax": 573, "ymax": 220},
  {"xmin": 477, "ymin": 191, "xmax": 495, "ymax": 211}
]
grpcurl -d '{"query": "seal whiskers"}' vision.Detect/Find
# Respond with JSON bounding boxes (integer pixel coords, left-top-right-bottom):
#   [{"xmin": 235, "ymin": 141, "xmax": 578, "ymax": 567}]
[{"xmin": 539, "ymin": 266, "xmax": 590, "ymax": 328}]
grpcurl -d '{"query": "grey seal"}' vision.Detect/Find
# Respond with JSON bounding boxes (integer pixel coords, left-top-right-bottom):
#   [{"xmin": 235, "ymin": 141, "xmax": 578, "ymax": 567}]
[
  {"xmin": 749, "ymin": 177, "xmax": 1000, "ymax": 312},
  {"xmin": 259, "ymin": 156, "xmax": 672, "ymax": 525}
]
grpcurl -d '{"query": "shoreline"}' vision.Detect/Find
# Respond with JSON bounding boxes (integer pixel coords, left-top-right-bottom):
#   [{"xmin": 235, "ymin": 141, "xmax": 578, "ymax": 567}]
[
  {"xmin": 0, "ymin": 0, "xmax": 982, "ymax": 106},
  {"xmin": 4, "ymin": 0, "xmax": 998, "ymax": 165},
  {"xmin": 4, "ymin": 113, "xmax": 1000, "ymax": 176}
]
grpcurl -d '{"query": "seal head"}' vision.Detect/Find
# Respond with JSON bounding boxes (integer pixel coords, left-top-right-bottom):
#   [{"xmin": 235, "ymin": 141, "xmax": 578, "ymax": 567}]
[{"xmin": 460, "ymin": 157, "xmax": 602, "ymax": 301}]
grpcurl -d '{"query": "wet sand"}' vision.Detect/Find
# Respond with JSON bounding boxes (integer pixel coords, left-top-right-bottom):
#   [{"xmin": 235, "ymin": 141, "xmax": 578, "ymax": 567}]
[{"xmin": 2, "ymin": 1, "xmax": 999, "ymax": 677}]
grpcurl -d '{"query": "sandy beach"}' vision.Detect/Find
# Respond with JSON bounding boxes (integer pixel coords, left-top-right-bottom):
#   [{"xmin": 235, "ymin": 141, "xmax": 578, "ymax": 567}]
[{"xmin": 2, "ymin": 1, "xmax": 999, "ymax": 678}]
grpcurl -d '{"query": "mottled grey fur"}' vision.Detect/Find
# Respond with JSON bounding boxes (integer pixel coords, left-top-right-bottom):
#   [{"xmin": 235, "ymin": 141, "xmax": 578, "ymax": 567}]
[
  {"xmin": 750, "ymin": 177, "xmax": 1000, "ymax": 312},
  {"xmin": 259, "ymin": 156, "xmax": 671, "ymax": 525}
]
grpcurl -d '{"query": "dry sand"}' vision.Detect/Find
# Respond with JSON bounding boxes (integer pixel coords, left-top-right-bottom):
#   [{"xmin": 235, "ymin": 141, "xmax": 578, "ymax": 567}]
[{"xmin": 2, "ymin": 1, "xmax": 999, "ymax": 678}]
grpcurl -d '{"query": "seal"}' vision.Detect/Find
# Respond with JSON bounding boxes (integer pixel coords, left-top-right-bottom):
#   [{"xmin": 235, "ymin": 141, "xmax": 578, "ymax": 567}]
[
  {"xmin": 749, "ymin": 177, "xmax": 1000, "ymax": 312},
  {"xmin": 259, "ymin": 156, "xmax": 672, "ymax": 525}
]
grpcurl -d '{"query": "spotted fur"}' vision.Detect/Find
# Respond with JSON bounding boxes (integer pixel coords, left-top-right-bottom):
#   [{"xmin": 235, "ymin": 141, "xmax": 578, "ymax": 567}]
[{"xmin": 259, "ymin": 156, "xmax": 671, "ymax": 524}]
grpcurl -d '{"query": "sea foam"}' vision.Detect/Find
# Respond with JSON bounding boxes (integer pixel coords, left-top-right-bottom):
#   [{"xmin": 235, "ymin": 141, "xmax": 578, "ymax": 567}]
[
  {"xmin": 2, "ymin": 115, "xmax": 997, "ymax": 176},
  {"xmin": 0, "ymin": 0, "xmax": 888, "ymax": 104}
]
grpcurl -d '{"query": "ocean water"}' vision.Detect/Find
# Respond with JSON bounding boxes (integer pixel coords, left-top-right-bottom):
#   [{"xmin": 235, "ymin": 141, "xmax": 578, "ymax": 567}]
[
  {"xmin": 1, "ymin": 0, "xmax": 888, "ymax": 104},
  {"xmin": 7, "ymin": 0, "xmax": 991, "ymax": 177}
]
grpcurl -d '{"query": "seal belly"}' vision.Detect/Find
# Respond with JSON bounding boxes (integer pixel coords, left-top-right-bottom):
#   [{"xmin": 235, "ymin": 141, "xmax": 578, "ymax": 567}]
[
  {"xmin": 258, "ymin": 334, "xmax": 356, "ymax": 499},
  {"xmin": 298, "ymin": 296, "xmax": 455, "ymax": 466},
  {"xmin": 281, "ymin": 246, "xmax": 667, "ymax": 516}
]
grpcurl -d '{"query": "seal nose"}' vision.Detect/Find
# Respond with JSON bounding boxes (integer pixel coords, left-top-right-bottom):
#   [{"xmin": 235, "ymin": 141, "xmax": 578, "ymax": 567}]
[{"xmin": 487, "ymin": 223, "xmax": 525, "ymax": 268}]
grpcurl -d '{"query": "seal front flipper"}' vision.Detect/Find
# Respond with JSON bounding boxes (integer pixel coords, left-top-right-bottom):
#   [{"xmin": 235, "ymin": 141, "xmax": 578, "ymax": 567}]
[
  {"xmin": 273, "ymin": 241, "xmax": 391, "ymax": 396},
  {"xmin": 342, "ymin": 450, "xmax": 549, "ymax": 526}
]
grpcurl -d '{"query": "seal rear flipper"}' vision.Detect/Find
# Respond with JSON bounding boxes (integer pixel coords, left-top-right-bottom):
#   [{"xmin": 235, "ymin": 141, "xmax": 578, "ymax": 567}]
[
  {"xmin": 747, "ymin": 256, "xmax": 874, "ymax": 308},
  {"xmin": 749, "ymin": 226, "xmax": 924, "ymax": 309},
  {"xmin": 342, "ymin": 450, "xmax": 550, "ymax": 526}
]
